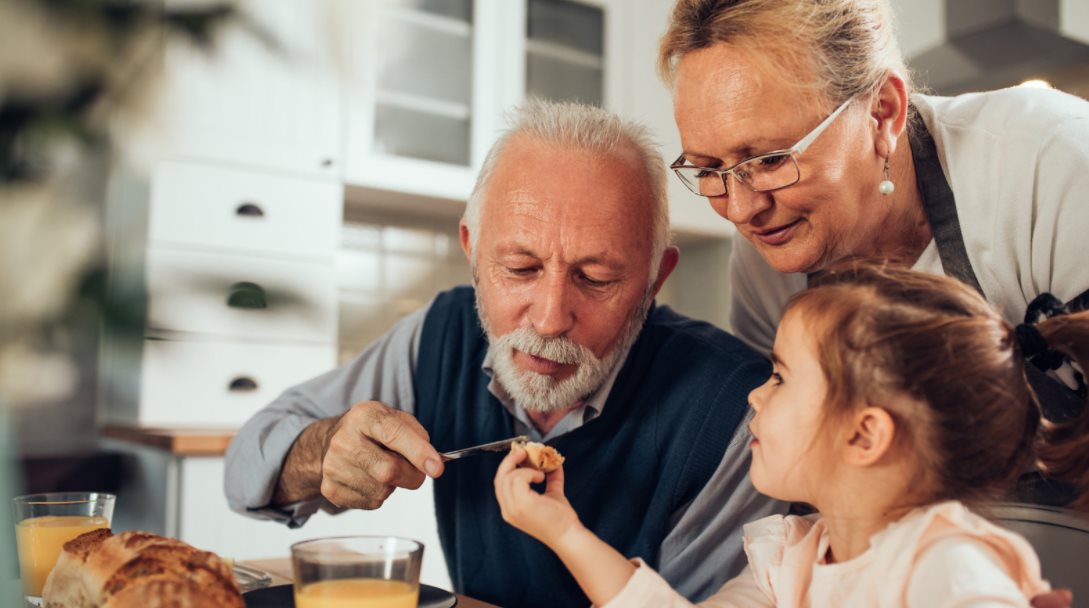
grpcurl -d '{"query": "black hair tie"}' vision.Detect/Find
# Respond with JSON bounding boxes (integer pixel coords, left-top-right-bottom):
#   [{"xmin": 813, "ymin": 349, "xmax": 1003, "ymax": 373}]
[
  {"xmin": 1015, "ymin": 323, "xmax": 1065, "ymax": 371},
  {"xmin": 1025, "ymin": 292, "xmax": 1069, "ymax": 324},
  {"xmin": 1015, "ymin": 324, "xmax": 1048, "ymax": 358}
]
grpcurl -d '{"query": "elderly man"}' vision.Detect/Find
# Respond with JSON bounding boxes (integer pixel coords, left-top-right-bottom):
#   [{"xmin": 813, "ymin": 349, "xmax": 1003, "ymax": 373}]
[{"xmin": 224, "ymin": 101, "xmax": 781, "ymax": 607}]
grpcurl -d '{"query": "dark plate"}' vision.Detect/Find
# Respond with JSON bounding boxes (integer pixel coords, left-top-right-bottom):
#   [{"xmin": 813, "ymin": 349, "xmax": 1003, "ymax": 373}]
[{"xmin": 243, "ymin": 583, "xmax": 457, "ymax": 608}]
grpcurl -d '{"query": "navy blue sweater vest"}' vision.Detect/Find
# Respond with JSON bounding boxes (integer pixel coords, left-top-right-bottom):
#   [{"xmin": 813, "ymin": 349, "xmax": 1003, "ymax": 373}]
[{"xmin": 413, "ymin": 287, "xmax": 769, "ymax": 607}]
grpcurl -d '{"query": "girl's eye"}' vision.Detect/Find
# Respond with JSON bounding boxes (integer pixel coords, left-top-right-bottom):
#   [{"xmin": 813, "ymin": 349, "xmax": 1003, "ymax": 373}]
[{"xmin": 770, "ymin": 372, "xmax": 784, "ymax": 386}]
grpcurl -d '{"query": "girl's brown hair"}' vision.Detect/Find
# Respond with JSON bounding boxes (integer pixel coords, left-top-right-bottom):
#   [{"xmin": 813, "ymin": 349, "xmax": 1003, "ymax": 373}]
[{"xmin": 786, "ymin": 261, "xmax": 1089, "ymax": 509}]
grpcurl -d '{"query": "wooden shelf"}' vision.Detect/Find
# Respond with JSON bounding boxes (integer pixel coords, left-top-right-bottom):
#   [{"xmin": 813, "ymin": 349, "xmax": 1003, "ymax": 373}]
[{"xmin": 101, "ymin": 425, "xmax": 236, "ymax": 456}]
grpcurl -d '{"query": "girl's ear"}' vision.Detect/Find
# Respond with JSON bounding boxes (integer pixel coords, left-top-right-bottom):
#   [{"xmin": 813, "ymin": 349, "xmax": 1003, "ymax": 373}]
[{"xmin": 844, "ymin": 406, "xmax": 896, "ymax": 466}]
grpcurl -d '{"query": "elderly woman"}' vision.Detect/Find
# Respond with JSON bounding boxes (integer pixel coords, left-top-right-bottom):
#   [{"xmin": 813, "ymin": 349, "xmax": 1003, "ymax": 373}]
[{"xmin": 658, "ymin": 0, "xmax": 1089, "ymax": 430}]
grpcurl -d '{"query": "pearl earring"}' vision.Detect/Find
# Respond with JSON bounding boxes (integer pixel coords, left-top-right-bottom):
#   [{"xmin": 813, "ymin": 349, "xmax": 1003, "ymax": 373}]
[{"xmin": 879, "ymin": 155, "xmax": 895, "ymax": 196}]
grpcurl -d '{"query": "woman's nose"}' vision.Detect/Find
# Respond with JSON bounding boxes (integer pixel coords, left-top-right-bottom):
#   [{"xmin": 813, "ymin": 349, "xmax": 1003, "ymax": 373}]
[{"xmin": 712, "ymin": 175, "xmax": 772, "ymax": 225}]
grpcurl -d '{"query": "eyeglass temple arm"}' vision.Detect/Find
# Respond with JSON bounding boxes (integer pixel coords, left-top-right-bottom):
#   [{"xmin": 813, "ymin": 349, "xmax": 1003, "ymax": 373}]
[{"xmin": 792, "ymin": 98, "xmax": 854, "ymax": 155}]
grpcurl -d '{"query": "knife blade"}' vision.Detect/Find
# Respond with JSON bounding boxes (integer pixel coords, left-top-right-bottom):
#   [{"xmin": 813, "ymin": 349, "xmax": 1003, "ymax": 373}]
[{"xmin": 440, "ymin": 435, "xmax": 530, "ymax": 461}]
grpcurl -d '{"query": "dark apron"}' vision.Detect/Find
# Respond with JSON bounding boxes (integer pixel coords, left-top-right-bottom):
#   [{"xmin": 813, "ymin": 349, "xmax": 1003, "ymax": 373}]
[{"xmin": 908, "ymin": 119, "xmax": 1087, "ymax": 505}]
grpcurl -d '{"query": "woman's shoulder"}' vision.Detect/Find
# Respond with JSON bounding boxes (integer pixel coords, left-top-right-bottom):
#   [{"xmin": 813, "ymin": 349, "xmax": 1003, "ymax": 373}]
[{"xmin": 914, "ymin": 87, "xmax": 1089, "ymax": 137}]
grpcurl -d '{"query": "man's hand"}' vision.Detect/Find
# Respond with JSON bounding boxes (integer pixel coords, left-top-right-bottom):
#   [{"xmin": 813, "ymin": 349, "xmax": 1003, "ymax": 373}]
[{"xmin": 272, "ymin": 401, "xmax": 444, "ymax": 510}]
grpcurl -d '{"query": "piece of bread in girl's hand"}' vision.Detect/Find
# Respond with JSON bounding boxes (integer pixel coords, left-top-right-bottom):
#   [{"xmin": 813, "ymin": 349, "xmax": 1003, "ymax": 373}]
[{"xmin": 517, "ymin": 441, "xmax": 565, "ymax": 473}]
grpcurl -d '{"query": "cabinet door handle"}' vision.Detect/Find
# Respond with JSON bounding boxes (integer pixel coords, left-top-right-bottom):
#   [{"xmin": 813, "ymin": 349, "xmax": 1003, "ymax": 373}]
[
  {"xmin": 228, "ymin": 377, "xmax": 259, "ymax": 392},
  {"xmin": 226, "ymin": 281, "xmax": 268, "ymax": 309},
  {"xmin": 236, "ymin": 202, "xmax": 265, "ymax": 218}
]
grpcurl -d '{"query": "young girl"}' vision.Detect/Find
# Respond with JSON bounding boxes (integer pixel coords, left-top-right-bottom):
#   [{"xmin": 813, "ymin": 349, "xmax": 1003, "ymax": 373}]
[{"xmin": 494, "ymin": 263, "xmax": 1089, "ymax": 607}]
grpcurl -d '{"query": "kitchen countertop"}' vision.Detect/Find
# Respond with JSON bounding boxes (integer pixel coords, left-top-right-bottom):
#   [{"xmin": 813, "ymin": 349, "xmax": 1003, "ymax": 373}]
[{"xmin": 101, "ymin": 425, "xmax": 235, "ymax": 456}]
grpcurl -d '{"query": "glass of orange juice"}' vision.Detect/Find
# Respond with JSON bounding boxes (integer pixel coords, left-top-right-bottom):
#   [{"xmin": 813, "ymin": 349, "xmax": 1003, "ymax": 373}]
[
  {"xmin": 12, "ymin": 492, "xmax": 114, "ymax": 605},
  {"xmin": 291, "ymin": 536, "xmax": 423, "ymax": 608}
]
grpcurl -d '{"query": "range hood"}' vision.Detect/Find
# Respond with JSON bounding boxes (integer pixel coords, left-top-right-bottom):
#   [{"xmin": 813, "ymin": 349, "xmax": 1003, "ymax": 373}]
[{"xmin": 907, "ymin": 0, "xmax": 1089, "ymax": 94}]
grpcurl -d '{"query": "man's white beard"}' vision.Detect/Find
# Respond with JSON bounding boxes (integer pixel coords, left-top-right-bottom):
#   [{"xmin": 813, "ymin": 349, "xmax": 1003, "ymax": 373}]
[{"xmin": 477, "ymin": 289, "xmax": 651, "ymax": 414}]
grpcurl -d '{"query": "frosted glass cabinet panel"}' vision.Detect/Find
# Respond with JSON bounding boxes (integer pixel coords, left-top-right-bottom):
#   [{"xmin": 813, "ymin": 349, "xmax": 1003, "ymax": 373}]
[
  {"xmin": 526, "ymin": 0, "xmax": 605, "ymax": 106},
  {"xmin": 372, "ymin": 3, "xmax": 474, "ymax": 166},
  {"xmin": 527, "ymin": 0, "xmax": 604, "ymax": 54},
  {"xmin": 386, "ymin": 0, "xmax": 473, "ymax": 21}
]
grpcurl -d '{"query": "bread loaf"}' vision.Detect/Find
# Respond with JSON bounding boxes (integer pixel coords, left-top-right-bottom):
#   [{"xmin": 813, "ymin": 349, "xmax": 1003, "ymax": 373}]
[{"xmin": 42, "ymin": 529, "xmax": 243, "ymax": 608}]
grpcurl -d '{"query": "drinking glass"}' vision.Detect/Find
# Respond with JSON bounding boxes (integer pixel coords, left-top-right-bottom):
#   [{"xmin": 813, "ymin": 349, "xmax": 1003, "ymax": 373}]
[
  {"xmin": 12, "ymin": 492, "xmax": 115, "ymax": 605},
  {"xmin": 291, "ymin": 536, "xmax": 424, "ymax": 608}
]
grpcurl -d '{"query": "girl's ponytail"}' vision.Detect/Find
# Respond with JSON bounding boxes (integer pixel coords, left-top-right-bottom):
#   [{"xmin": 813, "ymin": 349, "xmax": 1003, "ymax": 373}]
[{"xmin": 1031, "ymin": 311, "xmax": 1089, "ymax": 510}]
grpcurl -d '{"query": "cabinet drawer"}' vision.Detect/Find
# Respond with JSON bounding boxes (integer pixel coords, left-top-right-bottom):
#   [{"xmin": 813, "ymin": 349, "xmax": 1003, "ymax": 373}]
[
  {"xmin": 137, "ymin": 338, "xmax": 336, "ymax": 427},
  {"xmin": 146, "ymin": 248, "xmax": 336, "ymax": 343},
  {"xmin": 149, "ymin": 162, "xmax": 342, "ymax": 259}
]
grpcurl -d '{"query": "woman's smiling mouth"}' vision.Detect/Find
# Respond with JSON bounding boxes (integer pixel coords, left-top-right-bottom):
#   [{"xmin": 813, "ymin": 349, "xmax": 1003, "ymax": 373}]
[{"xmin": 751, "ymin": 219, "xmax": 802, "ymax": 246}]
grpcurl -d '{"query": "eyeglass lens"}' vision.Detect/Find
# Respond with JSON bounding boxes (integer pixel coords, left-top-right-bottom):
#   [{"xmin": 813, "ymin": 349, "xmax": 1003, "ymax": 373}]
[{"xmin": 675, "ymin": 152, "xmax": 799, "ymax": 197}]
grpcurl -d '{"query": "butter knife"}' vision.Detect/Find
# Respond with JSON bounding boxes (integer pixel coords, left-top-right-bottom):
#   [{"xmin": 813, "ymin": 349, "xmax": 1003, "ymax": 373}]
[{"xmin": 440, "ymin": 435, "xmax": 530, "ymax": 462}]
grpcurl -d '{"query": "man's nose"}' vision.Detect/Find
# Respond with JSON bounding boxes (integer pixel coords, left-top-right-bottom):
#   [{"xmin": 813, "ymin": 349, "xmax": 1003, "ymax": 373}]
[{"xmin": 529, "ymin": 273, "xmax": 575, "ymax": 338}]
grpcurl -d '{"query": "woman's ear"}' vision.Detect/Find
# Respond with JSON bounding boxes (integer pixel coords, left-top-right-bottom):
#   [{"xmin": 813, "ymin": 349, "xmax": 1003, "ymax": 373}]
[
  {"xmin": 870, "ymin": 71, "xmax": 909, "ymax": 159},
  {"xmin": 844, "ymin": 406, "xmax": 896, "ymax": 466}
]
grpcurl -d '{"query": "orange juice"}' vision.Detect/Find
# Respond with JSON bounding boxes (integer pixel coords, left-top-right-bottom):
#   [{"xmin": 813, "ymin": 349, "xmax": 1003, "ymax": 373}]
[
  {"xmin": 295, "ymin": 579, "xmax": 419, "ymax": 608},
  {"xmin": 15, "ymin": 515, "xmax": 109, "ymax": 596}
]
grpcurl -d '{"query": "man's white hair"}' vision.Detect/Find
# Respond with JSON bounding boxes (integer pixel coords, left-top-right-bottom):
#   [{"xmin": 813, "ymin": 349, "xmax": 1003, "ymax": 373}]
[{"xmin": 462, "ymin": 99, "xmax": 671, "ymax": 280}]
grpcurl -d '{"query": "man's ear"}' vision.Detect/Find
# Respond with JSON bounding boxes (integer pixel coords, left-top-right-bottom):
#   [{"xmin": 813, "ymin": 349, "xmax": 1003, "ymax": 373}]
[
  {"xmin": 844, "ymin": 406, "xmax": 896, "ymax": 466},
  {"xmin": 650, "ymin": 246, "xmax": 680, "ymax": 299},
  {"xmin": 870, "ymin": 70, "xmax": 909, "ymax": 159},
  {"xmin": 459, "ymin": 221, "xmax": 473, "ymax": 263}
]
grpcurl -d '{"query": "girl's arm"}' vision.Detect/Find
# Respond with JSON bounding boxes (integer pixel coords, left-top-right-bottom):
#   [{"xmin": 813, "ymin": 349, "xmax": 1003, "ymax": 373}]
[
  {"xmin": 494, "ymin": 448, "xmax": 775, "ymax": 608},
  {"xmin": 494, "ymin": 446, "xmax": 636, "ymax": 605}
]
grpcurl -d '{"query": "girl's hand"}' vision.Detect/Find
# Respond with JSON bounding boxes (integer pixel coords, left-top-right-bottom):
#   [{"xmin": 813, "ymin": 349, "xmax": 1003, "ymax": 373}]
[{"xmin": 494, "ymin": 445, "xmax": 582, "ymax": 548}]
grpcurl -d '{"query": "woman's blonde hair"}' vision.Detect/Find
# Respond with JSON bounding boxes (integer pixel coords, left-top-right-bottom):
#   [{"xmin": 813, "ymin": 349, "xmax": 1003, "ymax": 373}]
[
  {"xmin": 787, "ymin": 261, "xmax": 1089, "ymax": 510},
  {"xmin": 658, "ymin": 0, "xmax": 911, "ymax": 109}
]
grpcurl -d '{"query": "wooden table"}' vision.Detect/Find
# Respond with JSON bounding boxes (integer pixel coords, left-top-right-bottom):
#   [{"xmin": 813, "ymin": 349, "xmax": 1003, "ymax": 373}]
[
  {"xmin": 101, "ymin": 425, "xmax": 236, "ymax": 456},
  {"xmin": 242, "ymin": 558, "xmax": 500, "ymax": 608}
]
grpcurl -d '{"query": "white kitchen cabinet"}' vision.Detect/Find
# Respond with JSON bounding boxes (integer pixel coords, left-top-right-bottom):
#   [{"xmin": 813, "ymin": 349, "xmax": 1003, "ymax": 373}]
[
  {"xmin": 341, "ymin": 0, "xmax": 519, "ymax": 203},
  {"xmin": 341, "ymin": 0, "xmax": 728, "ymax": 237},
  {"xmin": 155, "ymin": 0, "xmax": 343, "ymax": 177},
  {"xmin": 605, "ymin": 0, "xmax": 734, "ymax": 238},
  {"xmin": 100, "ymin": 161, "xmax": 341, "ymax": 428}
]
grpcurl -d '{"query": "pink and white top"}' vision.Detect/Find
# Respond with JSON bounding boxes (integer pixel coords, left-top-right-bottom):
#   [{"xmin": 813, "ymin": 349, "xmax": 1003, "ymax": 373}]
[{"xmin": 604, "ymin": 501, "xmax": 1050, "ymax": 608}]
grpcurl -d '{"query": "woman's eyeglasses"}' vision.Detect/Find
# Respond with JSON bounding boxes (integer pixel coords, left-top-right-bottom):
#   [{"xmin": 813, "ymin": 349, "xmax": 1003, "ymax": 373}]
[{"xmin": 671, "ymin": 97, "xmax": 855, "ymax": 198}]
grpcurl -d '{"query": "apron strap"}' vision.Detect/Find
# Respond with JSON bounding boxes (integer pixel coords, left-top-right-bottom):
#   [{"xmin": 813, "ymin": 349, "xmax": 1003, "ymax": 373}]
[
  {"xmin": 908, "ymin": 118, "xmax": 985, "ymax": 295},
  {"xmin": 910, "ymin": 115, "xmax": 1087, "ymax": 505}
]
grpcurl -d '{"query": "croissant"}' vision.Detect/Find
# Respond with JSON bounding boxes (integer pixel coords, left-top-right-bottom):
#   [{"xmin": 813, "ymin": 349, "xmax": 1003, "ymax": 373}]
[{"xmin": 42, "ymin": 529, "xmax": 243, "ymax": 608}]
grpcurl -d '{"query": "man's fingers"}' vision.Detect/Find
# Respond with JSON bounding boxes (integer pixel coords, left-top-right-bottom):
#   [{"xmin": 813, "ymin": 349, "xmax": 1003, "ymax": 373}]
[
  {"xmin": 352, "ymin": 443, "xmax": 427, "ymax": 490},
  {"xmin": 320, "ymin": 476, "xmax": 393, "ymax": 510},
  {"xmin": 362, "ymin": 405, "xmax": 443, "ymax": 478},
  {"xmin": 393, "ymin": 409, "xmax": 431, "ymax": 442}
]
